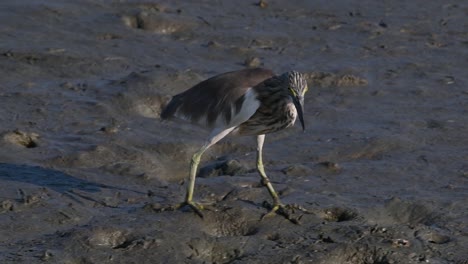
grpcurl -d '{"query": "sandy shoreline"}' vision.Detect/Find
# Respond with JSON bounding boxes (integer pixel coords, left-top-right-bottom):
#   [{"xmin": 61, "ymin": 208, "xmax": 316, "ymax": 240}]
[{"xmin": 0, "ymin": 1, "xmax": 467, "ymax": 263}]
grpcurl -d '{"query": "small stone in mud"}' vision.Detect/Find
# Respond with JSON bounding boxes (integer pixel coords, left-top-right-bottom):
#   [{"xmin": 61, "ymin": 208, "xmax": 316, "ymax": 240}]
[
  {"xmin": 256, "ymin": 0, "xmax": 268, "ymax": 8},
  {"xmin": 426, "ymin": 119, "xmax": 444, "ymax": 129},
  {"xmin": 416, "ymin": 228, "xmax": 451, "ymax": 244},
  {"xmin": 87, "ymin": 228, "xmax": 127, "ymax": 248},
  {"xmin": 142, "ymin": 202, "xmax": 156, "ymax": 211},
  {"xmin": 317, "ymin": 161, "xmax": 341, "ymax": 172},
  {"xmin": 204, "ymin": 40, "xmax": 221, "ymax": 48},
  {"xmin": 244, "ymin": 57, "xmax": 262, "ymax": 68},
  {"xmin": 23, "ymin": 194, "xmax": 42, "ymax": 205},
  {"xmin": 322, "ymin": 207, "xmax": 357, "ymax": 222},
  {"xmin": 3, "ymin": 130, "xmax": 39, "ymax": 148},
  {"xmin": 97, "ymin": 33, "xmax": 122, "ymax": 40},
  {"xmin": 281, "ymin": 164, "xmax": 312, "ymax": 176},
  {"xmin": 334, "ymin": 74, "xmax": 368, "ymax": 87},
  {"xmin": 427, "ymin": 233, "xmax": 451, "ymax": 244},
  {"xmin": 18, "ymin": 188, "xmax": 44, "ymax": 205},
  {"xmin": 3, "ymin": 50, "xmax": 13, "ymax": 57},
  {"xmin": 60, "ymin": 81, "xmax": 74, "ymax": 89},
  {"xmin": 131, "ymin": 11, "xmax": 185, "ymax": 34},
  {"xmin": 378, "ymin": 20, "xmax": 388, "ymax": 28},
  {"xmin": 385, "ymin": 197, "xmax": 434, "ymax": 225},
  {"xmin": 1, "ymin": 200, "xmax": 15, "ymax": 211},
  {"xmin": 318, "ymin": 234, "xmax": 334, "ymax": 243},
  {"xmin": 40, "ymin": 250, "xmax": 54, "ymax": 261},
  {"xmin": 224, "ymin": 159, "xmax": 247, "ymax": 175},
  {"xmin": 99, "ymin": 125, "xmax": 119, "ymax": 134},
  {"xmin": 392, "ymin": 238, "xmax": 410, "ymax": 247},
  {"xmin": 442, "ymin": 75, "xmax": 455, "ymax": 85},
  {"xmin": 198, "ymin": 159, "xmax": 247, "ymax": 178},
  {"xmin": 305, "ymin": 72, "xmax": 368, "ymax": 87}
]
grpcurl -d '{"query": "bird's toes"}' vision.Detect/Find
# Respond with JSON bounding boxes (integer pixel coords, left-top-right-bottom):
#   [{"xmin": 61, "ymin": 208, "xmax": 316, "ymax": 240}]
[
  {"xmin": 150, "ymin": 201, "xmax": 207, "ymax": 218},
  {"xmin": 283, "ymin": 203, "xmax": 311, "ymax": 214},
  {"xmin": 150, "ymin": 202, "xmax": 184, "ymax": 213},
  {"xmin": 186, "ymin": 201, "xmax": 205, "ymax": 218},
  {"xmin": 260, "ymin": 207, "xmax": 278, "ymax": 220},
  {"xmin": 261, "ymin": 202, "xmax": 308, "ymax": 224}
]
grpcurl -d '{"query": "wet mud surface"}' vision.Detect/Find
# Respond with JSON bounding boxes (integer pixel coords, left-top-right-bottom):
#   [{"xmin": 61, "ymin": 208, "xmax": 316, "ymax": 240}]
[{"xmin": 0, "ymin": 1, "xmax": 467, "ymax": 263}]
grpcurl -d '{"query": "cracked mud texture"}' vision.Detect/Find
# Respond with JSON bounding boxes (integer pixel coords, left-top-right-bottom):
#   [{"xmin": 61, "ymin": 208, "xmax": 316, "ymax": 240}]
[{"xmin": 0, "ymin": 0, "xmax": 467, "ymax": 263}]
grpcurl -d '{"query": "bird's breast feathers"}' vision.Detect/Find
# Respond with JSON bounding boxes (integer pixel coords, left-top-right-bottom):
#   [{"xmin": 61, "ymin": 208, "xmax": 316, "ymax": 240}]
[{"xmin": 285, "ymin": 102, "xmax": 298, "ymax": 124}]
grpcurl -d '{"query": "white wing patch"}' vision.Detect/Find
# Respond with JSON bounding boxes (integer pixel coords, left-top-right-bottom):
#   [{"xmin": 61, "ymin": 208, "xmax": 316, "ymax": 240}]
[
  {"xmin": 173, "ymin": 87, "xmax": 260, "ymax": 130},
  {"xmin": 220, "ymin": 87, "xmax": 259, "ymax": 128}
]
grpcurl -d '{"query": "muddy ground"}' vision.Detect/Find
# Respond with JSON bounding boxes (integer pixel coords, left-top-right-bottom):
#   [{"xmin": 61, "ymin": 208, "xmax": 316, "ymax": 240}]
[{"xmin": 0, "ymin": 0, "xmax": 467, "ymax": 263}]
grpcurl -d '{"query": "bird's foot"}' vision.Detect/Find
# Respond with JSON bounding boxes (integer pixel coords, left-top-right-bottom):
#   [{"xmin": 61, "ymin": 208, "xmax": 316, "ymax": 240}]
[
  {"xmin": 153, "ymin": 200, "xmax": 206, "ymax": 218},
  {"xmin": 261, "ymin": 201, "xmax": 310, "ymax": 224}
]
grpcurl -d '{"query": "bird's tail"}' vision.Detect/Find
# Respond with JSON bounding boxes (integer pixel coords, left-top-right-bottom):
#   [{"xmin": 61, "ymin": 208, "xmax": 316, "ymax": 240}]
[{"xmin": 160, "ymin": 94, "xmax": 183, "ymax": 120}]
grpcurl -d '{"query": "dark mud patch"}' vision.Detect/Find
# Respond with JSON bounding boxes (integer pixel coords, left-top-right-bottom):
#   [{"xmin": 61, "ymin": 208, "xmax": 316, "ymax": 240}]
[{"xmin": 0, "ymin": 163, "xmax": 135, "ymax": 195}]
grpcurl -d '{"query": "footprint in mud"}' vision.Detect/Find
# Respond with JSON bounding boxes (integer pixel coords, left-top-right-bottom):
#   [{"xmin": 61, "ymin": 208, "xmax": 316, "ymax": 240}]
[
  {"xmin": 281, "ymin": 164, "xmax": 313, "ymax": 177},
  {"xmin": 321, "ymin": 207, "xmax": 358, "ymax": 222},
  {"xmin": 198, "ymin": 158, "xmax": 248, "ymax": 178},
  {"xmin": 86, "ymin": 227, "xmax": 129, "ymax": 248},
  {"xmin": 304, "ymin": 71, "xmax": 368, "ymax": 88},
  {"xmin": 3, "ymin": 130, "xmax": 39, "ymax": 148},
  {"xmin": 120, "ymin": 4, "xmax": 196, "ymax": 35},
  {"xmin": 201, "ymin": 202, "xmax": 261, "ymax": 237},
  {"xmin": 415, "ymin": 226, "xmax": 451, "ymax": 244},
  {"xmin": 108, "ymin": 71, "xmax": 170, "ymax": 118},
  {"xmin": 147, "ymin": 200, "xmax": 262, "ymax": 238},
  {"xmin": 187, "ymin": 236, "xmax": 243, "ymax": 263},
  {"xmin": 384, "ymin": 197, "xmax": 436, "ymax": 226},
  {"xmin": 61, "ymin": 226, "xmax": 129, "ymax": 249}
]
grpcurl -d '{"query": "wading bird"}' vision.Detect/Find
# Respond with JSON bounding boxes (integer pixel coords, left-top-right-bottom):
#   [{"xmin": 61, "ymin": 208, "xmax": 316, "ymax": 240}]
[{"xmin": 160, "ymin": 68, "xmax": 308, "ymax": 221}]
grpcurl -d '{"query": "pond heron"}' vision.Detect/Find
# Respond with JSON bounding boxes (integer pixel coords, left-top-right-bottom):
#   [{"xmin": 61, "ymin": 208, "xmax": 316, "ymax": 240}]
[{"xmin": 161, "ymin": 68, "xmax": 309, "ymax": 221}]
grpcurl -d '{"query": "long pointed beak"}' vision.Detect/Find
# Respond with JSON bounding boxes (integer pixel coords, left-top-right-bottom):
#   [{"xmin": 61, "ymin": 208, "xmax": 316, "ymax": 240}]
[{"xmin": 292, "ymin": 95, "xmax": 305, "ymax": 131}]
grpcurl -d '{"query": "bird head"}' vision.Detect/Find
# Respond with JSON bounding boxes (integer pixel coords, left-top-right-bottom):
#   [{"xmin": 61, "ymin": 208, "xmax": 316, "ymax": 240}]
[{"xmin": 285, "ymin": 71, "xmax": 308, "ymax": 131}]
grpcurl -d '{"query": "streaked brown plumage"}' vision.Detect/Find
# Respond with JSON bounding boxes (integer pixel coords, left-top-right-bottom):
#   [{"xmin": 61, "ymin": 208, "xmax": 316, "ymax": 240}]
[
  {"xmin": 234, "ymin": 74, "xmax": 300, "ymax": 135},
  {"xmin": 160, "ymin": 68, "xmax": 309, "ymax": 222}
]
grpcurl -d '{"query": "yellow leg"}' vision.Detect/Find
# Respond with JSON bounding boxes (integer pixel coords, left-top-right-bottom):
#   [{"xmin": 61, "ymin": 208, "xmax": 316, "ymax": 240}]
[
  {"xmin": 256, "ymin": 134, "xmax": 282, "ymax": 206},
  {"xmin": 174, "ymin": 127, "xmax": 235, "ymax": 217},
  {"xmin": 185, "ymin": 149, "xmax": 204, "ymax": 202},
  {"xmin": 173, "ymin": 148, "xmax": 206, "ymax": 218},
  {"xmin": 256, "ymin": 135, "xmax": 308, "ymax": 224}
]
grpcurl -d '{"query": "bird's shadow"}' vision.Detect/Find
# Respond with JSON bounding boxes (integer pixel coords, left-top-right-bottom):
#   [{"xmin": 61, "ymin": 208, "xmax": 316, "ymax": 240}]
[{"xmin": 0, "ymin": 163, "xmax": 144, "ymax": 204}]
